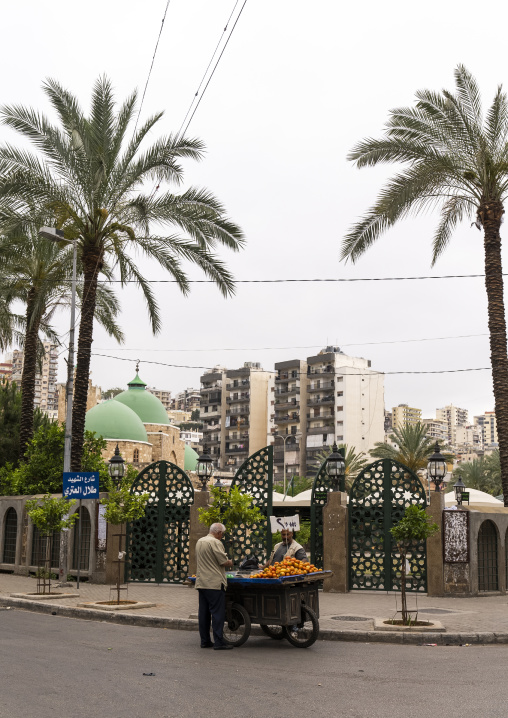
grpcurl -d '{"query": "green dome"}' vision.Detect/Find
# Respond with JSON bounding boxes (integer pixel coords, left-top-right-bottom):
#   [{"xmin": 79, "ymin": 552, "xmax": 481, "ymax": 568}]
[
  {"xmin": 114, "ymin": 373, "xmax": 170, "ymax": 425},
  {"xmin": 184, "ymin": 444, "xmax": 199, "ymax": 471},
  {"xmin": 85, "ymin": 400, "xmax": 148, "ymax": 443}
]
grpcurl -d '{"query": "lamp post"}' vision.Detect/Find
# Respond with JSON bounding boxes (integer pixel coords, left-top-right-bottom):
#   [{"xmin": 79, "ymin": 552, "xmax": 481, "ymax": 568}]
[
  {"xmin": 108, "ymin": 445, "xmax": 126, "ymax": 604},
  {"xmin": 39, "ymin": 226, "xmax": 78, "ymax": 586},
  {"xmin": 453, "ymin": 475, "xmax": 466, "ymax": 508},
  {"xmin": 427, "ymin": 442, "xmax": 447, "ymax": 492},
  {"xmin": 325, "ymin": 443, "xmax": 346, "ymax": 492},
  {"xmin": 196, "ymin": 444, "xmax": 214, "ymax": 491},
  {"xmin": 274, "ymin": 433, "xmax": 301, "ymax": 496}
]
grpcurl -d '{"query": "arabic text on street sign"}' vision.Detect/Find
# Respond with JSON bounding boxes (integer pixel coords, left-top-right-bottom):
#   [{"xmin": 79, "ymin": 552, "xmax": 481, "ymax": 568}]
[{"xmin": 63, "ymin": 472, "xmax": 100, "ymax": 499}]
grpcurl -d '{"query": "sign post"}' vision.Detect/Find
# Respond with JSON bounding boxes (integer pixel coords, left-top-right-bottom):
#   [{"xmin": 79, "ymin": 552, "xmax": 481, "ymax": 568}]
[
  {"xmin": 63, "ymin": 472, "xmax": 99, "ymax": 588},
  {"xmin": 269, "ymin": 514, "xmax": 300, "ymax": 533}
]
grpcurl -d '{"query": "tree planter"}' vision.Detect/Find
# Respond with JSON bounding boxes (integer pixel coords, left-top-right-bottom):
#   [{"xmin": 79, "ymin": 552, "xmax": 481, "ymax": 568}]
[{"xmin": 374, "ymin": 618, "xmax": 445, "ymax": 632}]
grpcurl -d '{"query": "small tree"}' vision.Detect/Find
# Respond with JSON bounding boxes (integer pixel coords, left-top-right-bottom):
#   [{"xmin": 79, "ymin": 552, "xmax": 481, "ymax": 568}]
[
  {"xmin": 100, "ymin": 468, "xmax": 149, "ymax": 603},
  {"xmin": 198, "ymin": 486, "xmax": 264, "ymax": 560},
  {"xmin": 26, "ymin": 494, "xmax": 77, "ymax": 594},
  {"xmin": 390, "ymin": 505, "xmax": 439, "ymax": 624}
]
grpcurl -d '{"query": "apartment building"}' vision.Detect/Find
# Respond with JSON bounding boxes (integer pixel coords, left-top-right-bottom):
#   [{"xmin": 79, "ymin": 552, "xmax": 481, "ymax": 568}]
[
  {"xmin": 422, "ymin": 418, "xmax": 448, "ymax": 443},
  {"xmin": 436, "ymin": 404, "xmax": 468, "ymax": 444},
  {"xmin": 7, "ymin": 343, "xmax": 59, "ymax": 419},
  {"xmin": 0, "ymin": 361, "xmax": 12, "ymax": 380},
  {"xmin": 392, "ymin": 404, "xmax": 422, "ymax": 429},
  {"xmin": 273, "ymin": 359, "xmax": 308, "ymax": 481},
  {"xmin": 455, "ymin": 424, "xmax": 483, "ymax": 451},
  {"xmin": 148, "ymin": 387, "xmax": 172, "ymax": 412},
  {"xmin": 304, "ymin": 346, "xmax": 385, "ymax": 471},
  {"xmin": 475, "ymin": 411, "xmax": 498, "ymax": 447},
  {"xmin": 200, "ymin": 367, "xmax": 227, "ymax": 468},
  {"xmin": 173, "ymin": 388, "xmax": 200, "ymax": 413}
]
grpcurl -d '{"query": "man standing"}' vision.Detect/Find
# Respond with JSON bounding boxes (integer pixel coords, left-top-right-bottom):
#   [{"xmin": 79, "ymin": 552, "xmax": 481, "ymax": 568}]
[{"xmin": 195, "ymin": 523, "xmax": 233, "ymax": 650}]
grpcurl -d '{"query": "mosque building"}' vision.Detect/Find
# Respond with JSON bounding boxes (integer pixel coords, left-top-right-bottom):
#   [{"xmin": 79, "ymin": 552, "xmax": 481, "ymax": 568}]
[{"xmin": 65, "ymin": 367, "xmax": 199, "ymax": 472}]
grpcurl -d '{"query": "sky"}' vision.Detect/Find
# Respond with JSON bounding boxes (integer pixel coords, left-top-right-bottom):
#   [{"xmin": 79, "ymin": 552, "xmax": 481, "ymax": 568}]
[{"xmin": 0, "ymin": 0, "xmax": 506, "ymax": 420}]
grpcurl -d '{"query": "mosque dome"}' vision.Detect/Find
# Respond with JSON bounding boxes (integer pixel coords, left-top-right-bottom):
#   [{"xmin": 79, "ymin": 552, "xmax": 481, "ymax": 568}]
[
  {"xmin": 184, "ymin": 444, "xmax": 199, "ymax": 471},
  {"xmin": 85, "ymin": 400, "xmax": 149, "ymax": 443},
  {"xmin": 114, "ymin": 372, "xmax": 170, "ymax": 425}
]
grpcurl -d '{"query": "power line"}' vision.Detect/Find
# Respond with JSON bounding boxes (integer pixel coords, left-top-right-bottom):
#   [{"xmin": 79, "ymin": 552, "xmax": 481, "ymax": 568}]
[
  {"xmin": 93, "ymin": 332, "xmax": 492, "ymax": 352},
  {"xmin": 91, "ymin": 351, "xmax": 492, "ymax": 376},
  {"xmin": 179, "ymin": 0, "xmax": 248, "ymax": 137},
  {"xmin": 176, "ymin": 0, "xmax": 241, "ymax": 139},
  {"xmin": 0, "ymin": 273, "xmax": 495, "ymax": 285},
  {"xmin": 133, "ymin": 0, "xmax": 172, "ymax": 135}
]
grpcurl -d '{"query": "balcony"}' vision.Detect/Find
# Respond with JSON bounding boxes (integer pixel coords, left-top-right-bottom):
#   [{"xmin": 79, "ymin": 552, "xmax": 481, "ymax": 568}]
[
  {"xmin": 274, "ymin": 398, "xmax": 298, "ymax": 410},
  {"xmin": 307, "ymin": 395, "xmax": 335, "ymax": 406},
  {"xmin": 226, "ymin": 406, "xmax": 249, "ymax": 416},
  {"xmin": 275, "ymin": 413, "xmax": 300, "ymax": 424},
  {"xmin": 307, "ymin": 423, "xmax": 334, "ymax": 435},
  {"xmin": 203, "ymin": 422, "xmax": 220, "ymax": 432},
  {"xmin": 308, "ymin": 381, "xmax": 334, "ymax": 392},
  {"xmin": 226, "ymin": 380, "xmax": 250, "ymax": 390},
  {"xmin": 226, "ymin": 393, "xmax": 250, "ymax": 404},
  {"xmin": 225, "ymin": 445, "xmax": 249, "ymax": 455},
  {"xmin": 308, "ymin": 367, "xmax": 334, "ymax": 376},
  {"xmin": 200, "ymin": 382, "xmax": 222, "ymax": 392},
  {"xmin": 275, "ymin": 384, "xmax": 300, "ymax": 397}
]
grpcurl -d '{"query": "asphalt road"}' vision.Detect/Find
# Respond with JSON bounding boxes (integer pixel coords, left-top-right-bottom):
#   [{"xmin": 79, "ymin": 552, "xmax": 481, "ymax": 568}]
[{"xmin": 2, "ymin": 608, "xmax": 508, "ymax": 718}]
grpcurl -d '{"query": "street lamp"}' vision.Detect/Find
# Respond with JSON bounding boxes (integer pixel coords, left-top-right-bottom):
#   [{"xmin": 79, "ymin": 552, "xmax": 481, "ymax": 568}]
[
  {"xmin": 453, "ymin": 475, "xmax": 466, "ymax": 507},
  {"xmin": 325, "ymin": 443, "xmax": 346, "ymax": 492},
  {"xmin": 108, "ymin": 444, "xmax": 126, "ymax": 487},
  {"xmin": 427, "ymin": 442, "xmax": 447, "ymax": 492},
  {"xmin": 196, "ymin": 444, "xmax": 214, "ymax": 491},
  {"xmin": 39, "ymin": 226, "xmax": 78, "ymax": 586},
  {"xmin": 274, "ymin": 433, "xmax": 301, "ymax": 496}
]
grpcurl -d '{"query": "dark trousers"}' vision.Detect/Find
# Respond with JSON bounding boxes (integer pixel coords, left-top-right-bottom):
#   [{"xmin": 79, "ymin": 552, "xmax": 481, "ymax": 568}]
[{"xmin": 198, "ymin": 588, "xmax": 226, "ymax": 647}]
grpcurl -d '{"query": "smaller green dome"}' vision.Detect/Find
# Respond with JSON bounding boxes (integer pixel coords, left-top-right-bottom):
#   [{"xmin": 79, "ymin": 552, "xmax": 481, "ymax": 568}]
[
  {"xmin": 184, "ymin": 444, "xmax": 199, "ymax": 471},
  {"xmin": 85, "ymin": 400, "xmax": 148, "ymax": 443}
]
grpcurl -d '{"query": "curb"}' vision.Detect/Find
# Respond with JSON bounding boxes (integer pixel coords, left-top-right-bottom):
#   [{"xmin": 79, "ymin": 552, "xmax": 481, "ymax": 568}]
[{"xmin": 0, "ymin": 596, "xmax": 503, "ymax": 645}]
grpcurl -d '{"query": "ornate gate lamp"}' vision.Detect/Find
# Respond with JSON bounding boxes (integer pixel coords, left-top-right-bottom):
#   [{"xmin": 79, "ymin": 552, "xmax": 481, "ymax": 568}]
[
  {"xmin": 453, "ymin": 475, "xmax": 466, "ymax": 507},
  {"xmin": 108, "ymin": 444, "xmax": 126, "ymax": 488},
  {"xmin": 197, "ymin": 444, "xmax": 214, "ymax": 491},
  {"xmin": 325, "ymin": 443, "xmax": 346, "ymax": 492},
  {"xmin": 427, "ymin": 442, "xmax": 447, "ymax": 492}
]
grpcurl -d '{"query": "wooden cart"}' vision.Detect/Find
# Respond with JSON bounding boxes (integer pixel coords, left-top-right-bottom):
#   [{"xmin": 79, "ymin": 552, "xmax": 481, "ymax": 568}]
[{"xmin": 191, "ymin": 571, "xmax": 332, "ymax": 648}]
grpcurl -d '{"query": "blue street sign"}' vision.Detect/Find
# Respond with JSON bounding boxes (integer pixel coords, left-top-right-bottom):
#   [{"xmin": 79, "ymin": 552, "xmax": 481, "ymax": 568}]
[{"xmin": 63, "ymin": 472, "xmax": 100, "ymax": 499}]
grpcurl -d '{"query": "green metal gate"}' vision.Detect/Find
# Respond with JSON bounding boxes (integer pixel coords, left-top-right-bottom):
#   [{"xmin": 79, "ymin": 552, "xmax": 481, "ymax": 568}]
[
  {"xmin": 349, "ymin": 459, "xmax": 427, "ymax": 591},
  {"xmin": 126, "ymin": 460, "xmax": 194, "ymax": 583},
  {"xmin": 229, "ymin": 445, "xmax": 273, "ymax": 564},
  {"xmin": 310, "ymin": 456, "xmax": 331, "ymax": 568}
]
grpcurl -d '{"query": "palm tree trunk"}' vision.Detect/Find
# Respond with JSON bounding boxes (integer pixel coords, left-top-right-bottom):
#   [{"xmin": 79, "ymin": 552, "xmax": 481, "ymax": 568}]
[
  {"xmin": 481, "ymin": 200, "xmax": 508, "ymax": 506},
  {"xmin": 19, "ymin": 288, "xmax": 41, "ymax": 457},
  {"xmin": 71, "ymin": 251, "xmax": 101, "ymax": 470}
]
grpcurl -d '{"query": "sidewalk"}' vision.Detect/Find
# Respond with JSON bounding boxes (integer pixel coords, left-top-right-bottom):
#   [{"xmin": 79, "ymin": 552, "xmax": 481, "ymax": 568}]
[{"xmin": 1, "ymin": 573, "xmax": 508, "ymax": 645}]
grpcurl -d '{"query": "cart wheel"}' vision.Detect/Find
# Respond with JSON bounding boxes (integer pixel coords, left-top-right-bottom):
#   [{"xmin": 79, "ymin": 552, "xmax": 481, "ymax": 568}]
[
  {"xmin": 260, "ymin": 624, "xmax": 285, "ymax": 640},
  {"xmin": 223, "ymin": 603, "xmax": 251, "ymax": 647},
  {"xmin": 283, "ymin": 606, "xmax": 319, "ymax": 648}
]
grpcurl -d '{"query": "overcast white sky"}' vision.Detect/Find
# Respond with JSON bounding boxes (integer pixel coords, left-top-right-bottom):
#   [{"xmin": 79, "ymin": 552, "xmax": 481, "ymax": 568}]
[{"xmin": 0, "ymin": 0, "xmax": 505, "ymax": 420}]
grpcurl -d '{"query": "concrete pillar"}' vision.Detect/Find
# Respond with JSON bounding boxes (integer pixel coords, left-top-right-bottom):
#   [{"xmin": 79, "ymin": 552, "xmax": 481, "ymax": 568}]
[
  {"xmin": 188, "ymin": 491, "xmax": 210, "ymax": 576},
  {"xmin": 322, "ymin": 491, "xmax": 348, "ymax": 593},
  {"xmin": 426, "ymin": 491, "xmax": 444, "ymax": 596},
  {"xmin": 105, "ymin": 522, "xmax": 125, "ymax": 584}
]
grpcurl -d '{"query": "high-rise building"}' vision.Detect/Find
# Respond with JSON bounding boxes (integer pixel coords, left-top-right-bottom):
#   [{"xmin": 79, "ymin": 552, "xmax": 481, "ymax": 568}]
[
  {"xmin": 422, "ymin": 418, "xmax": 448, "ymax": 443},
  {"xmin": 173, "ymin": 388, "xmax": 200, "ymax": 413},
  {"xmin": 392, "ymin": 404, "xmax": 422, "ymax": 429},
  {"xmin": 200, "ymin": 367, "xmax": 227, "ymax": 467},
  {"xmin": 273, "ymin": 359, "xmax": 308, "ymax": 481},
  {"xmin": 436, "ymin": 404, "xmax": 469, "ymax": 444},
  {"xmin": 7, "ymin": 342, "xmax": 59, "ymax": 419},
  {"xmin": 304, "ymin": 346, "xmax": 385, "ymax": 471},
  {"xmin": 148, "ymin": 388, "xmax": 172, "ymax": 412},
  {"xmin": 475, "ymin": 411, "xmax": 498, "ymax": 447}
]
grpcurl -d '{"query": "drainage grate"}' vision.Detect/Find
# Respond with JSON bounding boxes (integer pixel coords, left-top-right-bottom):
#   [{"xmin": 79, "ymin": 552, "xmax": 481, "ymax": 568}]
[
  {"xmin": 331, "ymin": 615, "xmax": 371, "ymax": 622},
  {"xmin": 418, "ymin": 608, "xmax": 456, "ymax": 615}
]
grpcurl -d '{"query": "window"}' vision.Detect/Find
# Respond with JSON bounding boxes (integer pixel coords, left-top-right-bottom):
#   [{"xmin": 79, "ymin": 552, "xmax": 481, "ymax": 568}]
[
  {"xmin": 337, "ymin": 391, "xmax": 343, "ymax": 397},
  {"xmin": 337, "ymin": 377, "xmax": 343, "ymax": 382},
  {"xmin": 133, "ymin": 448, "xmax": 140, "ymax": 463}
]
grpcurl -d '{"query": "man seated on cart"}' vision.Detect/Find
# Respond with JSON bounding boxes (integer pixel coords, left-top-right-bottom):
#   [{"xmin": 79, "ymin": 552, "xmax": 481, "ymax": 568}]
[{"xmin": 264, "ymin": 528, "xmax": 308, "ymax": 567}]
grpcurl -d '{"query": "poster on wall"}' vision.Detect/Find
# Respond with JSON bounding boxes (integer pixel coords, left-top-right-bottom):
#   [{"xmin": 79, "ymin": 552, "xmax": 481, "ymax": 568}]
[{"xmin": 443, "ymin": 510, "xmax": 469, "ymax": 562}]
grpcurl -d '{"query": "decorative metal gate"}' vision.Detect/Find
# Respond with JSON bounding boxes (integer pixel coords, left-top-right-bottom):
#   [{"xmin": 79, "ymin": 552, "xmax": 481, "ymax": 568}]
[
  {"xmin": 349, "ymin": 459, "xmax": 427, "ymax": 592},
  {"xmin": 126, "ymin": 460, "xmax": 194, "ymax": 583},
  {"xmin": 229, "ymin": 446, "xmax": 273, "ymax": 564},
  {"xmin": 310, "ymin": 456, "xmax": 332, "ymax": 568}
]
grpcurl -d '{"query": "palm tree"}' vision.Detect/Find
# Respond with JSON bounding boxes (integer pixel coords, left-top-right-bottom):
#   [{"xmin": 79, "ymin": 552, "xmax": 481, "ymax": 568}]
[
  {"xmin": 451, "ymin": 451, "xmax": 501, "ymax": 496},
  {"xmin": 0, "ymin": 219, "xmax": 123, "ymax": 455},
  {"xmin": 341, "ymin": 65, "xmax": 508, "ymax": 503},
  {"xmin": 370, "ymin": 423, "xmax": 436, "ymax": 474},
  {"xmin": 0, "ymin": 77, "xmax": 244, "ymax": 469}
]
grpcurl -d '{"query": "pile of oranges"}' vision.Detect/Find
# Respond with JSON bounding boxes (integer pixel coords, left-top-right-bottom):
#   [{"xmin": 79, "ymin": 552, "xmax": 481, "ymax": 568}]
[{"xmin": 250, "ymin": 557, "xmax": 321, "ymax": 579}]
